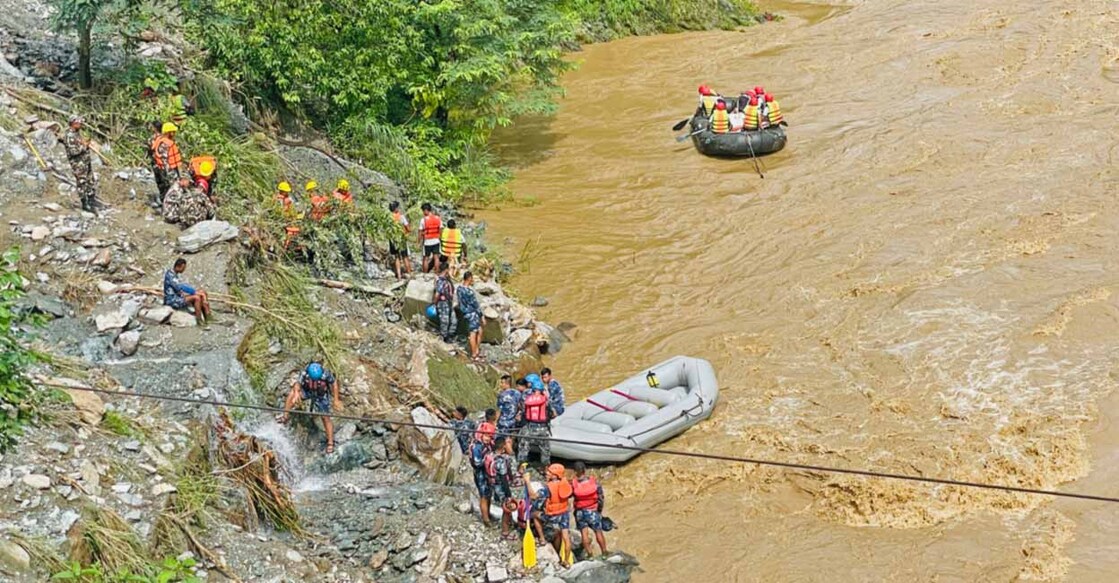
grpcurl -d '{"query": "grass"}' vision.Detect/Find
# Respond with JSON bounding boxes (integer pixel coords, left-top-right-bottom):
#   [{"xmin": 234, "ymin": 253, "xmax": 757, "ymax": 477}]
[
  {"xmin": 101, "ymin": 410, "xmax": 142, "ymax": 438},
  {"xmin": 69, "ymin": 506, "xmax": 150, "ymax": 577},
  {"xmin": 426, "ymin": 348, "xmax": 494, "ymax": 411}
]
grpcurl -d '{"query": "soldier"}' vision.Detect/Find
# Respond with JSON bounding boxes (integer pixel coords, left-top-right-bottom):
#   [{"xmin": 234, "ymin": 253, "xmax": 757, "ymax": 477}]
[
  {"xmin": 162, "ymin": 178, "xmax": 215, "ymax": 227},
  {"xmin": 151, "ymin": 122, "xmax": 185, "ymax": 204},
  {"xmin": 63, "ymin": 115, "xmax": 100, "ymax": 213},
  {"xmin": 145, "ymin": 122, "xmax": 164, "ymax": 207}
]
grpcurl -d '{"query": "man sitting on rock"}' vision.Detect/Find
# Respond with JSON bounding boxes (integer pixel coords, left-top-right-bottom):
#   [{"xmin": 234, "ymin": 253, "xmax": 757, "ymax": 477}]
[
  {"xmin": 163, "ymin": 257, "xmax": 211, "ymax": 325},
  {"xmin": 278, "ymin": 362, "xmax": 341, "ymax": 454}
]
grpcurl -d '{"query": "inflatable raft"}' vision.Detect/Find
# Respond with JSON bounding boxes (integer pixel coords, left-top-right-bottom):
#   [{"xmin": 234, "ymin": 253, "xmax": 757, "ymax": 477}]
[
  {"xmin": 690, "ymin": 117, "xmax": 786, "ymax": 158},
  {"xmin": 550, "ymin": 356, "xmax": 718, "ymax": 463}
]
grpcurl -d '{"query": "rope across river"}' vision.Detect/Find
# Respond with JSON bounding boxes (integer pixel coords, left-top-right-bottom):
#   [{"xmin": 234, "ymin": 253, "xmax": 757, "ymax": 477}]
[{"xmin": 54, "ymin": 384, "xmax": 1119, "ymax": 505}]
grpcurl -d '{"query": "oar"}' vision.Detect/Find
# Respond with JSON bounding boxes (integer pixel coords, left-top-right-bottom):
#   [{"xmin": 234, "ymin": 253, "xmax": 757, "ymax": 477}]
[
  {"xmin": 744, "ymin": 129, "xmax": 765, "ymax": 179},
  {"xmin": 675, "ymin": 128, "xmax": 704, "ymax": 143},
  {"xmin": 671, "ymin": 117, "xmax": 692, "ymax": 132}
]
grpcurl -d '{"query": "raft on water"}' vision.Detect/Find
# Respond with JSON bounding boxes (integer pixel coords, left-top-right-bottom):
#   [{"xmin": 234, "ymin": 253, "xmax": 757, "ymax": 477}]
[
  {"xmin": 690, "ymin": 117, "xmax": 787, "ymax": 158},
  {"xmin": 551, "ymin": 356, "xmax": 718, "ymax": 463}
]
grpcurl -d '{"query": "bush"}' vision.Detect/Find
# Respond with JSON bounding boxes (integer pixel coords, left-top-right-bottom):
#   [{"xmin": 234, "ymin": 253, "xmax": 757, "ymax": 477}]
[{"xmin": 0, "ymin": 247, "xmax": 41, "ymax": 452}]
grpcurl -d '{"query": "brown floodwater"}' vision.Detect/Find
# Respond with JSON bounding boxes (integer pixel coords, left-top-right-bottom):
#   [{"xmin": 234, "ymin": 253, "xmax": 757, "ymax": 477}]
[{"xmin": 486, "ymin": 0, "xmax": 1119, "ymax": 579}]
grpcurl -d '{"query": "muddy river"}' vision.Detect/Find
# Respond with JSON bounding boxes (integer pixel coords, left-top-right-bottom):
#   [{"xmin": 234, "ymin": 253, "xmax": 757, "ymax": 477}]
[{"xmin": 486, "ymin": 0, "xmax": 1119, "ymax": 580}]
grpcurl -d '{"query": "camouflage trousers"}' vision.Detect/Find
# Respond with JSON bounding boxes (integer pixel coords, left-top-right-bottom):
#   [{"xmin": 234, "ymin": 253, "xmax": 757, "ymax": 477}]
[
  {"xmin": 518, "ymin": 422, "xmax": 550, "ymax": 467},
  {"xmin": 153, "ymin": 165, "xmax": 169, "ymax": 204},
  {"xmin": 436, "ymin": 301, "xmax": 456, "ymax": 342},
  {"xmin": 69, "ymin": 156, "xmax": 95, "ymax": 209}
]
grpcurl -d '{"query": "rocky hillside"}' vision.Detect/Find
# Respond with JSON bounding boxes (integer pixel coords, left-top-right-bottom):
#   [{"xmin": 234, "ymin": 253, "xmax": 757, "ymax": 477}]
[{"xmin": 0, "ymin": 3, "xmax": 636, "ymax": 583}]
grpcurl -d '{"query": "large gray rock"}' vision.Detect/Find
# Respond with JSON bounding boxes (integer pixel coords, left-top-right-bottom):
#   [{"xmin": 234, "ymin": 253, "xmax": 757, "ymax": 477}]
[
  {"xmin": 169, "ymin": 310, "xmax": 197, "ymax": 327},
  {"xmin": 176, "ymin": 220, "xmax": 238, "ymax": 253},
  {"xmin": 398, "ymin": 407, "xmax": 458, "ymax": 485},
  {"xmin": 486, "ymin": 564, "xmax": 509, "ymax": 582},
  {"xmin": 94, "ymin": 298, "xmax": 142, "ymax": 332},
  {"xmin": 0, "ymin": 537, "xmax": 30, "ymax": 573},
  {"xmin": 140, "ymin": 305, "xmax": 174, "ymax": 324},
  {"xmin": 117, "ymin": 330, "xmax": 141, "ymax": 356},
  {"xmin": 557, "ymin": 553, "xmax": 640, "ymax": 583},
  {"xmin": 64, "ymin": 387, "xmax": 104, "ymax": 425},
  {"xmin": 22, "ymin": 474, "xmax": 51, "ymax": 489},
  {"xmin": 403, "ymin": 276, "xmax": 436, "ymax": 321}
]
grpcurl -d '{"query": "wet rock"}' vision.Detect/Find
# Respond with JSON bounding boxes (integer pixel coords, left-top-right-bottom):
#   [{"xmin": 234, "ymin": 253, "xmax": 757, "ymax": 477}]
[
  {"xmin": 117, "ymin": 330, "xmax": 141, "ymax": 356},
  {"xmin": 557, "ymin": 553, "xmax": 640, "ymax": 583},
  {"xmin": 486, "ymin": 564, "xmax": 509, "ymax": 582},
  {"xmin": 534, "ymin": 321, "xmax": 568, "ymax": 355},
  {"xmin": 18, "ymin": 291, "xmax": 69, "ymax": 318},
  {"xmin": 176, "ymin": 220, "xmax": 238, "ymax": 253},
  {"xmin": 22, "ymin": 473, "xmax": 51, "ymax": 489},
  {"xmin": 169, "ymin": 310, "xmax": 197, "ymax": 327},
  {"xmin": 0, "ymin": 538, "xmax": 31, "ymax": 573},
  {"xmin": 335, "ymin": 422, "xmax": 357, "ymax": 443},
  {"xmin": 313, "ymin": 441, "xmax": 373, "ymax": 474},
  {"xmin": 140, "ymin": 305, "xmax": 173, "ymax": 324},
  {"xmin": 532, "ymin": 296, "xmax": 549, "ymax": 307}
]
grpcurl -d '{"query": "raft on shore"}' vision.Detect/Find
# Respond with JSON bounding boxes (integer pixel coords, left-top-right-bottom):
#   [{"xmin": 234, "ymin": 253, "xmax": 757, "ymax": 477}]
[
  {"xmin": 690, "ymin": 117, "xmax": 786, "ymax": 158},
  {"xmin": 551, "ymin": 356, "xmax": 718, "ymax": 463}
]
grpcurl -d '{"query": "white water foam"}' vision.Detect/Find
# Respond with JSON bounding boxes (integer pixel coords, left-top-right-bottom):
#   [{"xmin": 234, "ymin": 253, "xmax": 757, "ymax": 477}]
[{"xmin": 249, "ymin": 420, "xmax": 327, "ymax": 493}]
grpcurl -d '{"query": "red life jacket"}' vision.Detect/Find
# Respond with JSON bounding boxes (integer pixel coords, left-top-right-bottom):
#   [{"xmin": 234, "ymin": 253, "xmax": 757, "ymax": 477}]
[
  {"xmin": 421, "ymin": 214, "xmax": 442, "ymax": 241},
  {"xmin": 573, "ymin": 476, "xmax": 599, "ymax": 510},
  {"xmin": 524, "ymin": 390, "xmax": 549, "ymax": 423},
  {"xmin": 484, "ymin": 451, "xmax": 497, "ymax": 483}
]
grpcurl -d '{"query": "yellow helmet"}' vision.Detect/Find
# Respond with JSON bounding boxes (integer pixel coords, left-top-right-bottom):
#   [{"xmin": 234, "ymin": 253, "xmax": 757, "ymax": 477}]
[
  {"xmin": 161, "ymin": 122, "xmax": 178, "ymax": 133},
  {"xmin": 278, "ymin": 181, "xmax": 292, "ymax": 193},
  {"xmin": 305, "ymin": 180, "xmax": 318, "ymax": 192},
  {"xmin": 198, "ymin": 160, "xmax": 215, "ymax": 177},
  {"xmin": 336, "ymin": 178, "xmax": 349, "ymax": 191}
]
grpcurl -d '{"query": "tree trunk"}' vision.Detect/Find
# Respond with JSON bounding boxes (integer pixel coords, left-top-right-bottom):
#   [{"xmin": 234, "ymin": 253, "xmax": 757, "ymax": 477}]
[{"xmin": 78, "ymin": 23, "xmax": 92, "ymax": 90}]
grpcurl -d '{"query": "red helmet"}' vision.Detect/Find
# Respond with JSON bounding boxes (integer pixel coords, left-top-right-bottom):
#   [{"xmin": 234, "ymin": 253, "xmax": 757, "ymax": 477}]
[
  {"xmin": 698, "ymin": 84, "xmax": 711, "ymax": 95},
  {"xmin": 765, "ymin": 93, "xmax": 774, "ymax": 102},
  {"xmin": 754, "ymin": 86, "xmax": 764, "ymax": 95},
  {"xmin": 750, "ymin": 96, "xmax": 759, "ymax": 106},
  {"xmin": 744, "ymin": 90, "xmax": 756, "ymax": 98},
  {"xmin": 715, "ymin": 100, "xmax": 726, "ymax": 110}
]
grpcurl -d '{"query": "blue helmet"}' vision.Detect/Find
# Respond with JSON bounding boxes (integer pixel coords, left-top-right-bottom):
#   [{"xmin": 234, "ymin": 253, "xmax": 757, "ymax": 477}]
[
  {"xmin": 306, "ymin": 362, "xmax": 324, "ymax": 381},
  {"xmin": 425, "ymin": 304, "xmax": 438, "ymax": 320},
  {"xmin": 525, "ymin": 373, "xmax": 544, "ymax": 391}
]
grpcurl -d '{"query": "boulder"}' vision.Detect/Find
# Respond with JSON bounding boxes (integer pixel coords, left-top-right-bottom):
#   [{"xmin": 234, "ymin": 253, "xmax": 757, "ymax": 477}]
[
  {"xmin": 557, "ymin": 553, "xmax": 640, "ymax": 583},
  {"xmin": 29, "ymin": 225, "xmax": 50, "ymax": 241},
  {"xmin": 507, "ymin": 328, "xmax": 534, "ymax": 353},
  {"xmin": 481, "ymin": 307, "xmax": 504, "ymax": 345},
  {"xmin": 18, "ymin": 291, "xmax": 69, "ymax": 318},
  {"xmin": 176, "ymin": 220, "xmax": 238, "ymax": 253},
  {"xmin": 169, "ymin": 310, "xmax": 197, "ymax": 327},
  {"xmin": 402, "ymin": 276, "xmax": 436, "ymax": 321},
  {"xmin": 0, "ymin": 538, "xmax": 30, "ymax": 573},
  {"xmin": 96, "ymin": 280, "xmax": 118, "ymax": 294},
  {"xmin": 116, "ymin": 330, "xmax": 141, "ymax": 356},
  {"xmin": 93, "ymin": 298, "xmax": 142, "ymax": 332},
  {"xmin": 91, "ymin": 248, "xmax": 112, "ymax": 268},
  {"xmin": 510, "ymin": 303, "xmax": 534, "ymax": 328},
  {"xmin": 486, "ymin": 564, "xmax": 509, "ymax": 582},
  {"xmin": 407, "ymin": 346, "xmax": 430, "ymax": 392},
  {"xmin": 65, "ymin": 388, "xmax": 104, "ymax": 425},
  {"xmin": 398, "ymin": 407, "xmax": 457, "ymax": 485},
  {"xmin": 140, "ymin": 305, "xmax": 174, "ymax": 324},
  {"xmin": 22, "ymin": 474, "xmax": 51, "ymax": 489},
  {"xmin": 534, "ymin": 321, "xmax": 569, "ymax": 355}
]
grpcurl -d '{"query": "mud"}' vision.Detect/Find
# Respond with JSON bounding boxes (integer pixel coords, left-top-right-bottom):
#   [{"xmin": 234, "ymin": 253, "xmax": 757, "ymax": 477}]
[{"xmin": 487, "ymin": 0, "xmax": 1119, "ymax": 579}]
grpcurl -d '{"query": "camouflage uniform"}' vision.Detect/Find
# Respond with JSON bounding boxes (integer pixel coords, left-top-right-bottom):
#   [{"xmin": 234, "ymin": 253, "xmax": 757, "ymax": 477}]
[
  {"xmin": 154, "ymin": 138, "xmax": 181, "ymax": 203},
  {"xmin": 434, "ymin": 274, "xmax": 456, "ymax": 342},
  {"xmin": 147, "ymin": 133, "xmax": 166, "ymax": 204},
  {"xmin": 518, "ymin": 421, "xmax": 551, "ymax": 467},
  {"xmin": 63, "ymin": 127, "xmax": 96, "ymax": 211},
  {"xmin": 162, "ymin": 183, "xmax": 215, "ymax": 227}
]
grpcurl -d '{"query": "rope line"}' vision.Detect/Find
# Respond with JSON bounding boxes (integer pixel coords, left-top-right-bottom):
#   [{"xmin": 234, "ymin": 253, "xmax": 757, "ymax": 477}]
[{"xmin": 54, "ymin": 384, "xmax": 1119, "ymax": 504}]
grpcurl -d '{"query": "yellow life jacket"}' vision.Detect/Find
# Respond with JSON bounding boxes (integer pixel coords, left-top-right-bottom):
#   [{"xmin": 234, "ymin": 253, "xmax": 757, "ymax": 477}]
[
  {"xmin": 440, "ymin": 228, "xmax": 464, "ymax": 257},
  {"xmin": 767, "ymin": 99, "xmax": 784, "ymax": 125},
  {"xmin": 710, "ymin": 110, "xmax": 730, "ymax": 134},
  {"xmin": 743, "ymin": 105, "xmax": 760, "ymax": 131},
  {"xmin": 701, "ymin": 95, "xmax": 718, "ymax": 117}
]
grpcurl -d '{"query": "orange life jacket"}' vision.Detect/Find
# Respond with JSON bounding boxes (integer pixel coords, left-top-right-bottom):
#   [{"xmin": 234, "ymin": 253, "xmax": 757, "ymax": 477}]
[
  {"xmin": 275, "ymin": 193, "xmax": 294, "ymax": 210},
  {"xmin": 573, "ymin": 476, "xmax": 599, "ymax": 510},
  {"xmin": 710, "ymin": 109, "xmax": 730, "ymax": 134},
  {"xmin": 309, "ymin": 194, "xmax": 330, "ymax": 220},
  {"xmin": 392, "ymin": 210, "xmax": 409, "ymax": 232},
  {"xmin": 544, "ymin": 479, "xmax": 572, "ymax": 516},
  {"xmin": 151, "ymin": 135, "xmax": 181, "ymax": 170},
  {"xmin": 421, "ymin": 214, "xmax": 442, "ymax": 241},
  {"xmin": 524, "ymin": 390, "xmax": 549, "ymax": 423},
  {"xmin": 331, "ymin": 189, "xmax": 353, "ymax": 205},
  {"xmin": 743, "ymin": 104, "xmax": 760, "ymax": 131}
]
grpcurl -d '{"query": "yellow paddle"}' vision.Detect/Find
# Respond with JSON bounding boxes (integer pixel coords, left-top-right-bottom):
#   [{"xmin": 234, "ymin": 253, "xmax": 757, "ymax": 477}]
[
  {"xmin": 522, "ymin": 476, "xmax": 537, "ymax": 568},
  {"xmin": 560, "ymin": 535, "xmax": 574, "ymax": 565}
]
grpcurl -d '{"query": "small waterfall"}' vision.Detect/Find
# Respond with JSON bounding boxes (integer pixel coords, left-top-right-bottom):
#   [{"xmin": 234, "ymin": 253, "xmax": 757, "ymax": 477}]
[{"xmin": 249, "ymin": 420, "xmax": 327, "ymax": 493}]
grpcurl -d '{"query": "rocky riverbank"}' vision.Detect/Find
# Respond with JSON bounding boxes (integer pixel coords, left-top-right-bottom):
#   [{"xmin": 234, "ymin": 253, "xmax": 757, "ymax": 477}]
[{"xmin": 0, "ymin": 3, "xmax": 636, "ymax": 581}]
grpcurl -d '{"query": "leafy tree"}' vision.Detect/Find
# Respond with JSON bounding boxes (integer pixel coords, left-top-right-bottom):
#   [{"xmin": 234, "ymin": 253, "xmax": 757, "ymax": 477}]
[
  {"xmin": 0, "ymin": 248, "xmax": 41, "ymax": 451},
  {"xmin": 48, "ymin": 0, "xmax": 144, "ymax": 89}
]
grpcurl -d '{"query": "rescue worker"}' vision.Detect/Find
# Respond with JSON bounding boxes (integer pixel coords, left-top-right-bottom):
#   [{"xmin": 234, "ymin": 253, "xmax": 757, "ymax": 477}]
[
  {"xmin": 492, "ymin": 436, "xmax": 524, "ymax": 540},
  {"xmin": 496, "ymin": 375, "xmax": 522, "ymax": 444},
  {"xmin": 470, "ymin": 422, "xmax": 497, "ymax": 527},
  {"xmin": 736, "ymin": 90, "xmax": 755, "ymax": 113},
  {"xmin": 279, "ymin": 362, "xmax": 341, "ymax": 454},
  {"xmin": 307, "ymin": 181, "xmax": 329, "ymax": 221},
  {"xmin": 743, "ymin": 95, "xmax": 761, "ymax": 131},
  {"xmin": 275, "ymin": 181, "xmax": 295, "ymax": 209},
  {"xmin": 275, "ymin": 182, "xmax": 302, "ymax": 250},
  {"xmin": 168, "ymin": 91, "xmax": 193, "ymax": 125},
  {"xmin": 450, "ymin": 406, "xmax": 477, "ymax": 455},
  {"xmin": 525, "ymin": 464, "xmax": 574, "ymax": 566},
  {"xmin": 63, "ymin": 115, "xmax": 99, "ymax": 213},
  {"xmin": 710, "ymin": 100, "xmax": 731, "ymax": 134},
  {"xmin": 518, "ymin": 373, "xmax": 552, "ymax": 466},
  {"xmin": 190, "ymin": 156, "xmax": 217, "ymax": 199},
  {"xmin": 388, "ymin": 201, "xmax": 412, "ymax": 279},
  {"xmin": 431, "ymin": 262, "xmax": 456, "ymax": 343},
  {"xmin": 440, "ymin": 218, "xmax": 466, "ymax": 277},
  {"xmin": 572, "ymin": 461, "xmax": 607, "ymax": 557},
  {"xmin": 765, "ymin": 92, "xmax": 786, "ymax": 126},
  {"xmin": 697, "ymin": 84, "xmax": 719, "ymax": 117},
  {"xmin": 146, "ymin": 122, "xmax": 164, "ymax": 207},
  {"xmin": 152, "ymin": 122, "xmax": 185, "ymax": 204},
  {"xmin": 331, "ymin": 178, "xmax": 354, "ymax": 208},
  {"xmin": 162, "ymin": 177, "xmax": 215, "ymax": 227},
  {"xmin": 418, "ymin": 203, "xmax": 443, "ymax": 273},
  {"xmin": 541, "ymin": 368, "xmax": 565, "ymax": 418},
  {"xmin": 458, "ymin": 271, "xmax": 484, "ymax": 362}
]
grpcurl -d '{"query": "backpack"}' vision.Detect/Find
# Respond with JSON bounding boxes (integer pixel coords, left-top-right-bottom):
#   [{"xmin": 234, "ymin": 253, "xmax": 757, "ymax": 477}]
[
  {"xmin": 524, "ymin": 390, "xmax": 549, "ymax": 423},
  {"xmin": 483, "ymin": 451, "xmax": 497, "ymax": 483}
]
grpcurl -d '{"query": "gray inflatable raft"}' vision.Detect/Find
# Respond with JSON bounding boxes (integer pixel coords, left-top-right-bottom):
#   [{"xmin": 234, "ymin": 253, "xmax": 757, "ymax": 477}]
[
  {"xmin": 550, "ymin": 356, "xmax": 718, "ymax": 464},
  {"xmin": 690, "ymin": 116, "xmax": 787, "ymax": 158}
]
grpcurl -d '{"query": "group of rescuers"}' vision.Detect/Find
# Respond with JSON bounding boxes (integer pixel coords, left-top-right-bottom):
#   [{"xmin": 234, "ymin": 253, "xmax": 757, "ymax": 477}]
[
  {"xmin": 269, "ymin": 356, "xmax": 609, "ymax": 565},
  {"xmin": 696, "ymin": 84, "xmax": 787, "ymax": 134}
]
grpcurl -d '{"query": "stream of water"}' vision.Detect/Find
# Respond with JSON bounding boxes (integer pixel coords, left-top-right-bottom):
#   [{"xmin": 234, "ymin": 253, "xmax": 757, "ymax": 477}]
[{"xmin": 486, "ymin": 0, "xmax": 1119, "ymax": 579}]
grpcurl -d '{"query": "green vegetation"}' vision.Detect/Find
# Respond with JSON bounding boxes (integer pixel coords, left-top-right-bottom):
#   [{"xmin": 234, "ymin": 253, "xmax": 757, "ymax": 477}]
[
  {"xmin": 0, "ymin": 247, "xmax": 42, "ymax": 452},
  {"xmin": 427, "ymin": 349, "xmax": 494, "ymax": 410},
  {"xmin": 561, "ymin": 0, "xmax": 759, "ymax": 42},
  {"xmin": 101, "ymin": 410, "xmax": 142, "ymax": 438},
  {"xmin": 52, "ymin": 556, "xmax": 200, "ymax": 582}
]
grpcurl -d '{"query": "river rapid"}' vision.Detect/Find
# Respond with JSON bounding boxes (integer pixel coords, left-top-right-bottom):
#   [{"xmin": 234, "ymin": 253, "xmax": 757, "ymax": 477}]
[{"xmin": 485, "ymin": 0, "xmax": 1118, "ymax": 580}]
